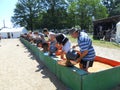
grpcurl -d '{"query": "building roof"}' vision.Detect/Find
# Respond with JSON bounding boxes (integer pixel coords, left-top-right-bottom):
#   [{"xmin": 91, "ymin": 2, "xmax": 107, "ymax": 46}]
[{"xmin": 93, "ymin": 15, "xmax": 120, "ymax": 25}]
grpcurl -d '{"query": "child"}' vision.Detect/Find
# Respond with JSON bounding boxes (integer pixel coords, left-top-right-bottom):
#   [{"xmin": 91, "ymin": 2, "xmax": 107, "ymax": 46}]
[
  {"xmin": 57, "ymin": 49, "xmax": 81, "ymax": 67},
  {"xmin": 55, "ymin": 33, "xmax": 71, "ymax": 60},
  {"xmin": 49, "ymin": 34, "xmax": 58, "ymax": 56}
]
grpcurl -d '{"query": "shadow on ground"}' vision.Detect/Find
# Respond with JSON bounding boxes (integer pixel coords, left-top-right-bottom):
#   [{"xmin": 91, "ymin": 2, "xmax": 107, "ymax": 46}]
[
  {"xmin": 23, "ymin": 48, "xmax": 36, "ymax": 60},
  {"xmin": 35, "ymin": 59, "xmax": 70, "ymax": 90},
  {"xmin": 22, "ymin": 45, "xmax": 70, "ymax": 90}
]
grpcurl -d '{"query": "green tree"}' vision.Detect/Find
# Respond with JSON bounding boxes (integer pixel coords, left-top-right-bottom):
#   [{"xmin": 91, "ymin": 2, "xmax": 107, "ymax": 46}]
[
  {"xmin": 109, "ymin": 0, "xmax": 120, "ymax": 16},
  {"xmin": 102, "ymin": 0, "xmax": 114, "ymax": 14},
  {"xmin": 39, "ymin": 0, "xmax": 69, "ymax": 29},
  {"xmin": 68, "ymin": 0, "xmax": 108, "ymax": 31},
  {"xmin": 102, "ymin": 0, "xmax": 120, "ymax": 16},
  {"xmin": 67, "ymin": 1, "xmax": 77, "ymax": 27},
  {"xmin": 11, "ymin": 0, "xmax": 42, "ymax": 31}
]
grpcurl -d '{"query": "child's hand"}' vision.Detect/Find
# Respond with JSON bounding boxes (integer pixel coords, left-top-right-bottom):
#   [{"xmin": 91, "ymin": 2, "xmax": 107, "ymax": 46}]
[
  {"xmin": 72, "ymin": 45, "xmax": 76, "ymax": 49},
  {"xmin": 70, "ymin": 60, "xmax": 77, "ymax": 65},
  {"xmin": 61, "ymin": 57, "xmax": 66, "ymax": 60},
  {"xmin": 57, "ymin": 60, "xmax": 66, "ymax": 66},
  {"xmin": 72, "ymin": 44, "xmax": 78, "ymax": 48}
]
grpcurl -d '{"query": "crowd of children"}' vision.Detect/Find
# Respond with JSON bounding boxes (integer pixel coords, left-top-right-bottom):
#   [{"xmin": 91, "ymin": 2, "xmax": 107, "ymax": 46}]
[{"xmin": 21, "ymin": 28, "xmax": 95, "ymax": 72}]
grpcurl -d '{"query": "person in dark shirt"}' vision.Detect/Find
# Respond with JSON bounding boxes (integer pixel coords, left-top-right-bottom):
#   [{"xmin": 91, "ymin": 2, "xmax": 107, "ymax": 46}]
[{"xmin": 56, "ymin": 33, "xmax": 71, "ymax": 60}]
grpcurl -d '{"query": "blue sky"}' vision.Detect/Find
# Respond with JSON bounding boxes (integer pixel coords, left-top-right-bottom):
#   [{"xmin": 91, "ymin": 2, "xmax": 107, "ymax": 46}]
[
  {"xmin": 0, "ymin": 0, "xmax": 18, "ymax": 28},
  {"xmin": 0, "ymin": 0, "xmax": 69, "ymax": 29}
]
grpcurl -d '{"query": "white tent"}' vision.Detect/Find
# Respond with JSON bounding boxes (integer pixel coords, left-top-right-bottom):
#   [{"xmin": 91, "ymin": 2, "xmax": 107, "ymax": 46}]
[
  {"xmin": 116, "ymin": 22, "xmax": 120, "ymax": 43},
  {"xmin": 0, "ymin": 27, "xmax": 28, "ymax": 38}
]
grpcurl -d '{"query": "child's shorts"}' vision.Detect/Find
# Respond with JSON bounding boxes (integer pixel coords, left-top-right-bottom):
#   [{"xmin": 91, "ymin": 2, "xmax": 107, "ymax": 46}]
[{"xmin": 80, "ymin": 60, "xmax": 94, "ymax": 69}]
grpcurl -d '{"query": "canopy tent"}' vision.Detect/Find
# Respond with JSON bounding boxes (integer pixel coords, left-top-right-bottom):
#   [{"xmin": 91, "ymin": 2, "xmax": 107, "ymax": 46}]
[
  {"xmin": 116, "ymin": 22, "xmax": 120, "ymax": 43},
  {"xmin": 0, "ymin": 27, "xmax": 28, "ymax": 38}
]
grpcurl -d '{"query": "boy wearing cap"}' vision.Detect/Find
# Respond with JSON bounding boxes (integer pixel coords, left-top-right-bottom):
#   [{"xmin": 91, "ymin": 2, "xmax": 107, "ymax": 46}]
[{"xmin": 69, "ymin": 29, "xmax": 95, "ymax": 72}]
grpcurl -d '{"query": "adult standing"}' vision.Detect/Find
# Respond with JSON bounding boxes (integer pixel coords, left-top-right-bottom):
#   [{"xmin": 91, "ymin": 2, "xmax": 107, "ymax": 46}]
[
  {"xmin": 69, "ymin": 29, "xmax": 95, "ymax": 72},
  {"xmin": 11, "ymin": 33, "xmax": 13, "ymax": 38},
  {"xmin": 0, "ymin": 33, "xmax": 1, "ymax": 47},
  {"xmin": 0, "ymin": 33, "xmax": 1, "ymax": 40}
]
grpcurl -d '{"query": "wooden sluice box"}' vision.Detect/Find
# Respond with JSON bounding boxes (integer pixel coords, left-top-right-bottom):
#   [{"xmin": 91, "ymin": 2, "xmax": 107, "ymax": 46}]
[{"xmin": 20, "ymin": 37, "xmax": 120, "ymax": 90}]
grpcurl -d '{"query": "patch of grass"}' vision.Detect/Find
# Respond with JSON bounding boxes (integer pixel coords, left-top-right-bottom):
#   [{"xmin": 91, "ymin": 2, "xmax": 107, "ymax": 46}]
[{"xmin": 67, "ymin": 35, "xmax": 120, "ymax": 49}]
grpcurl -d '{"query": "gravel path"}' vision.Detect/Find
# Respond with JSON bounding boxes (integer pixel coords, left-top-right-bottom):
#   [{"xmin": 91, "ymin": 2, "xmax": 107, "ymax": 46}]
[
  {"xmin": 0, "ymin": 39, "xmax": 67, "ymax": 90},
  {"xmin": 94, "ymin": 46, "xmax": 120, "ymax": 62}
]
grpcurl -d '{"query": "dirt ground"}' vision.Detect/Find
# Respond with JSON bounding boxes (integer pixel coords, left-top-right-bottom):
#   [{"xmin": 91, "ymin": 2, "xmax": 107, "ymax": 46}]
[
  {"xmin": 94, "ymin": 45, "xmax": 120, "ymax": 62},
  {"xmin": 0, "ymin": 39, "xmax": 120, "ymax": 90},
  {"xmin": 0, "ymin": 39, "xmax": 68, "ymax": 90}
]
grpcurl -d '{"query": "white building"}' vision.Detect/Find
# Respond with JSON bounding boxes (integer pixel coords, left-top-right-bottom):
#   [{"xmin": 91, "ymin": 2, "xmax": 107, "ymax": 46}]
[{"xmin": 0, "ymin": 27, "xmax": 28, "ymax": 38}]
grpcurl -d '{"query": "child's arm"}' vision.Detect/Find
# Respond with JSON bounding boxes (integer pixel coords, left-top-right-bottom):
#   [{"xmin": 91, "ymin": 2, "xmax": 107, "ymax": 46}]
[
  {"xmin": 72, "ymin": 44, "xmax": 78, "ymax": 48},
  {"xmin": 61, "ymin": 51, "xmax": 66, "ymax": 60}
]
